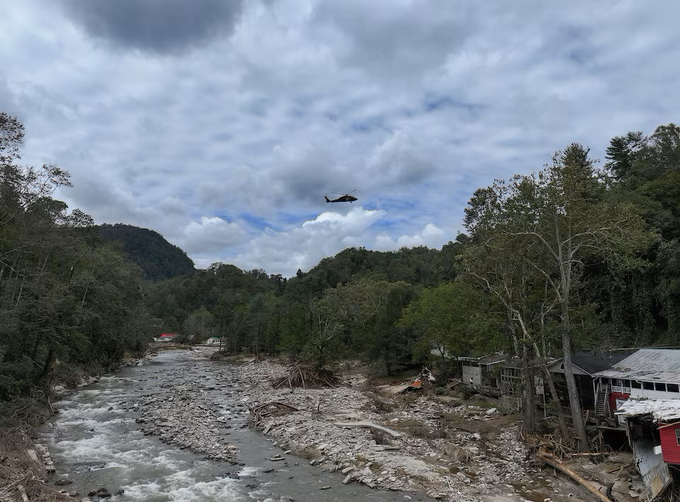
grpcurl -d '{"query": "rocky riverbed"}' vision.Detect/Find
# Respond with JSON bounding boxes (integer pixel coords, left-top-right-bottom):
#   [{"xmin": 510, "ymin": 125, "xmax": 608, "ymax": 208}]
[
  {"xmin": 38, "ymin": 348, "xmax": 417, "ymax": 502},
  {"xmin": 129, "ymin": 349, "xmax": 597, "ymax": 502},
  {"xmin": 36, "ymin": 348, "xmax": 630, "ymax": 502},
  {"xmin": 235, "ymin": 360, "xmax": 590, "ymax": 502}
]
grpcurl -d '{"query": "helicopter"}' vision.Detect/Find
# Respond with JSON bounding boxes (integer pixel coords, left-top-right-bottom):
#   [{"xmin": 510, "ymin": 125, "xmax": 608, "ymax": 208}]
[{"xmin": 325, "ymin": 190, "xmax": 358, "ymax": 203}]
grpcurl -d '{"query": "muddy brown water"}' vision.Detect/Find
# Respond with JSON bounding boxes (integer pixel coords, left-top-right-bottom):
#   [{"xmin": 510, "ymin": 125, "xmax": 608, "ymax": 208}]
[{"xmin": 37, "ymin": 349, "xmax": 429, "ymax": 502}]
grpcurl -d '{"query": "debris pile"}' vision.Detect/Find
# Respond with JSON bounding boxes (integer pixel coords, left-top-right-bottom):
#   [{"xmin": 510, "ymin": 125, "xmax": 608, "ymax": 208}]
[
  {"xmin": 241, "ymin": 362, "xmax": 567, "ymax": 501},
  {"xmin": 272, "ymin": 363, "xmax": 341, "ymax": 389}
]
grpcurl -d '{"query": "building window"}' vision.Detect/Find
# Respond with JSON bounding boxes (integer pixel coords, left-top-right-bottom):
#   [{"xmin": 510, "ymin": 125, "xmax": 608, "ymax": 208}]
[
  {"xmin": 643, "ymin": 381, "xmax": 654, "ymax": 390},
  {"xmin": 676, "ymin": 428, "xmax": 680, "ymax": 446},
  {"xmin": 655, "ymin": 383, "xmax": 667, "ymax": 392},
  {"xmin": 623, "ymin": 380, "xmax": 631, "ymax": 388},
  {"xmin": 668, "ymin": 384, "xmax": 680, "ymax": 393},
  {"xmin": 632, "ymin": 380, "xmax": 642, "ymax": 389}
]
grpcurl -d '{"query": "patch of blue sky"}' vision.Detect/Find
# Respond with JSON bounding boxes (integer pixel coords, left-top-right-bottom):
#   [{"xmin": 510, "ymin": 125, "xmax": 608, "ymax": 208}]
[
  {"xmin": 239, "ymin": 212, "xmax": 276, "ymax": 231},
  {"xmin": 347, "ymin": 115, "xmax": 387, "ymax": 134},
  {"xmin": 208, "ymin": 211, "xmax": 234, "ymax": 222},
  {"xmin": 278, "ymin": 211, "xmax": 318, "ymax": 226},
  {"xmin": 370, "ymin": 218, "xmax": 397, "ymax": 231},
  {"xmin": 360, "ymin": 200, "xmax": 381, "ymax": 211}
]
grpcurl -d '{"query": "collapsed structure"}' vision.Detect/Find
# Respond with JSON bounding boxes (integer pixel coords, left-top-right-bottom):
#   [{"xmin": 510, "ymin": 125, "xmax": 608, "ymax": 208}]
[{"xmin": 451, "ymin": 348, "xmax": 680, "ymax": 500}]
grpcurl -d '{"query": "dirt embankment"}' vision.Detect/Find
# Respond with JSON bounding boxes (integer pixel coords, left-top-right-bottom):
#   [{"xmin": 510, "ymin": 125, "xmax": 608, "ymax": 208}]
[{"xmin": 0, "ymin": 403, "xmax": 73, "ymax": 502}]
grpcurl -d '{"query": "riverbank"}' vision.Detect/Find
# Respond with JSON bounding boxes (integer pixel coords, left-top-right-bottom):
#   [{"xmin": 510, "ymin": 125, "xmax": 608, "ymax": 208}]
[
  {"xmin": 2, "ymin": 347, "xmax": 638, "ymax": 501},
  {"xmin": 0, "ymin": 351, "xmax": 152, "ymax": 502},
  {"xmin": 238, "ymin": 359, "xmax": 576, "ymax": 501},
  {"xmin": 38, "ymin": 348, "xmax": 412, "ymax": 502},
  {"xmin": 240, "ymin": 358, "xmax": 651, "ymax": 502}
]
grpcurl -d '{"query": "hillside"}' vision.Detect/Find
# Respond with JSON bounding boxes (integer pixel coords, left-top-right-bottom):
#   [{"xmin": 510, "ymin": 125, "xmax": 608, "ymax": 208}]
[{"xmin": 98, "ymin": 223, "xmax": 195, "ymax": 280}]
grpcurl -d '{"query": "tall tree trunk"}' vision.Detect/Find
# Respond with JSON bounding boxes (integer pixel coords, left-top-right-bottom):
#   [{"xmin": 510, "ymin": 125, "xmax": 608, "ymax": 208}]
[
  {"xmin": 521, "ymin": 341, "xmax": 535, "ymax": 433},
  {"xmin": 534, "ymin": 343, "xmax": 569, "ymax": 438},
  {"xmin": 41, "ymin": 345, "xmax": 55, "ymax": 382},
  {"xmin": 562, "ymin": 300, "xmax": 587, "ymax": 450},
  {"xmin": 514, "ymin": 314, "xmax": 536, "ymax": 433}
]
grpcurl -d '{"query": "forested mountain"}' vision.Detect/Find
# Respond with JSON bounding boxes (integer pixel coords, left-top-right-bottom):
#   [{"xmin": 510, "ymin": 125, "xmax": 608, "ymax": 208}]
[
  {"xmin": 98, "ymin": 223, "xmax": 195, "ymax": 280},
  {"xmin": 145, "ymin": 241, "xmax": 469, "ymax": 372}
]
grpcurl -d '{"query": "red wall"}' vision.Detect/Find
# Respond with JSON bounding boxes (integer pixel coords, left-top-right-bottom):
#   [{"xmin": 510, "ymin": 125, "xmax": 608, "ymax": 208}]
[
  {"xmin": 660, "ymin": 423, "xmax": 680, "ymax": 465},
  {"xmin": 609, "ymin": 392, "xmax": 630, "ymax": 413}
]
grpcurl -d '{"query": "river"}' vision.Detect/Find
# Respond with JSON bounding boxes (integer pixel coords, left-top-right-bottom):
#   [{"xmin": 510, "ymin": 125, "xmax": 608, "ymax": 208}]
[{"xmin": 37, "ymin": 349, "xmax": 426, "ymax": 501}]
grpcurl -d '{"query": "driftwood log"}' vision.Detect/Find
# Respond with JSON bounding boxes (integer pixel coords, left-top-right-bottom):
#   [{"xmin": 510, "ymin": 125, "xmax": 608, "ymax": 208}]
[
  {"xmin": 18, "ymin": 485, "xmax": 28, "ymax": 502},
  {"xmin": 249, "ymin": 402, "xmax": 298, "ymax": 427},
  {"xmin": 333, "ymin": 421, "xmax": 403, "ymax": 439},
  {"xmin": 537, "ymin": 448, "xmax": 613, "ymax": 502}
]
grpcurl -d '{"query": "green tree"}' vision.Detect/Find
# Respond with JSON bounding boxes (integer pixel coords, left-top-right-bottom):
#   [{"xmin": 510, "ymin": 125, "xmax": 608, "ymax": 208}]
[
  {"xmin": 464, "ymin": 144, "xmax": 652, "ymax": 448},
  {"xmin": 399, "ymin": 281, "xmax": 498, "ymax": 363}
]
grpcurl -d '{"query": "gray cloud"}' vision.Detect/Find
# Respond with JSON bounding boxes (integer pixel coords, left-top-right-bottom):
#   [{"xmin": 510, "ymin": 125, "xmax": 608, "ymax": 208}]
[
  {"xmin": 60, "ymin": 0, "xmax": 244, "ymax": 54},
  {"xmin": 3, "ymin": 0, "xmax": 680, "ymax": 276},
  {"xmin": 0, "ymin": 75, "xmax": 20, "ymax": 118},
  {"xmin": 312, "ymin": 0, "xmax": 474, "ymax": 77}
]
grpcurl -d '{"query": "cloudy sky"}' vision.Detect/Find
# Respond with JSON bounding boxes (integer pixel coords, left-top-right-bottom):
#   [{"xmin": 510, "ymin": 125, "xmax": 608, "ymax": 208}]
[{"xmin": 1, "ymin": 1, "xmax": 679, "ymax": 276}]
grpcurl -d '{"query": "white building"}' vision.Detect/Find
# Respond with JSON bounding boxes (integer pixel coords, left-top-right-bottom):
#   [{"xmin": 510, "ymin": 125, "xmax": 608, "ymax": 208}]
[{"xmin": 593, "ymin": 349, "xmax": 680, "ymax": 421}]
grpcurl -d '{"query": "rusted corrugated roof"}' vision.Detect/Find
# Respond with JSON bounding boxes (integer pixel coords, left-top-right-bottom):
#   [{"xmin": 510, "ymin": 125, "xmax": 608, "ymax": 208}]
[{"xmin": 594, "ymin": 349, "xmax": 680, "ymax": 382}]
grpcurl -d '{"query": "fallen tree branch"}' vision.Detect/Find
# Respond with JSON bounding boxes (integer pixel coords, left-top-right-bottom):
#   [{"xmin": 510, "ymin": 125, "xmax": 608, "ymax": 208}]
[
  {"xmin": 333, "ymin": 421, "xmax": 403, "ymax": 439},
  {"xmin": 537, "ymin": 448, "xmax": 614, "ymax": 502},
  {"xmin": 18, "ymin": 484, "xmax": 29, "ymax": 502},
  {"xmin": 569, "ymin": 452, "xmax": 611, "ymax": 457},
  {"xmin": 249, "ymin": 402, "xmax": 298, "ymax": 427}
]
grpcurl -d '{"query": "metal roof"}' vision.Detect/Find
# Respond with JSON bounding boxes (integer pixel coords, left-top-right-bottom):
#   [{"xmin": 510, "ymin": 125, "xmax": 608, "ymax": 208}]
[
  {"xmin": 594, "ymin": 349, "xmax": 680, "ymax": 382},
  {"xmin": 549, "ymin": 350, "xmax": 631, "ymax": 376}
]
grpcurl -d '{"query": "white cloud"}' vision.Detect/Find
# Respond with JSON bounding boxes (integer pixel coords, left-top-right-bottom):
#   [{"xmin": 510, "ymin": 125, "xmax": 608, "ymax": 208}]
[
  {"xmin": 373, "ymin": 223, "xmax": 446, "ymax": 252},
  {"xmin": 180, "ymin": 216, "xmax": 245, "ymax": 254},
  {"xmin": 225, "ymin": 207, "xmax": 385, "ymax": 275},
  {"xmin": 2, "ymin": 0, "xmax": 680, "ymax": 275}
]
